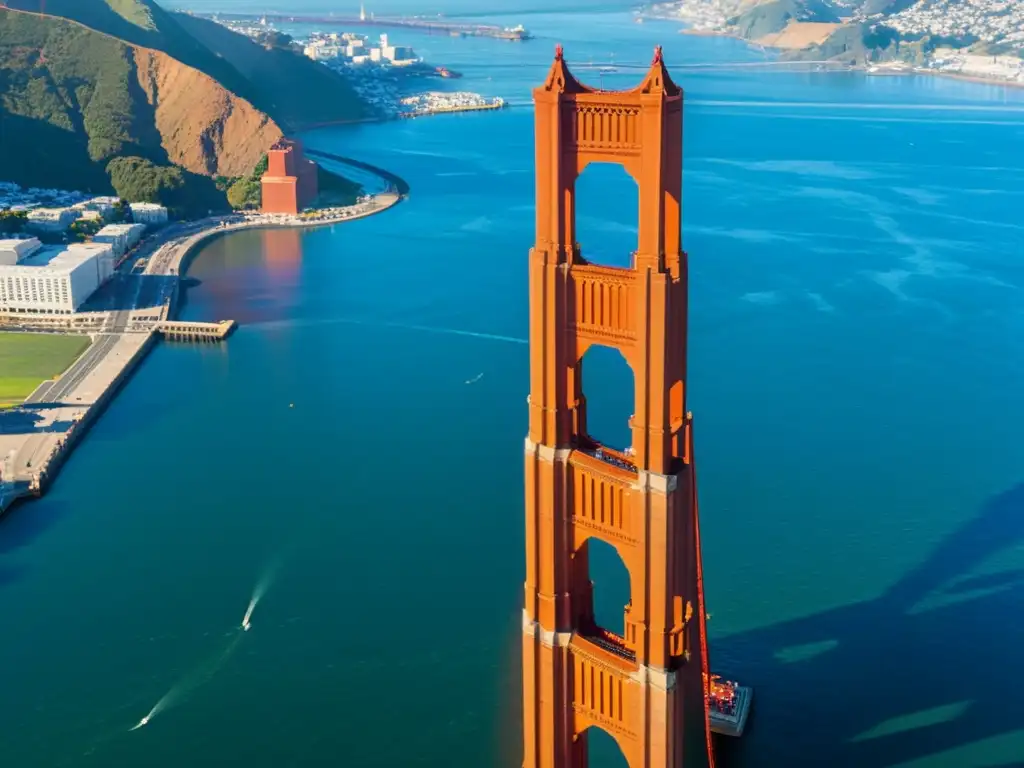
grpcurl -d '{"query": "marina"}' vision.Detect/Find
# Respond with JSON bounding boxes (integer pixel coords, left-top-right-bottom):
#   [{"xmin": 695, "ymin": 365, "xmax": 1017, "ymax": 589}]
[{"xmin": 399, "ymin": 91, "xmax": 506, "ymax": 118}]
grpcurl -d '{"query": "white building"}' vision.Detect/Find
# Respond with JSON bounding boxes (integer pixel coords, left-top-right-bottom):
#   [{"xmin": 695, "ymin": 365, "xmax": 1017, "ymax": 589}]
[
  {"xmin": 0, "ymin": 237, "xmax": 42, "ymax": 266},
  {"xmin": 72, "ymin": 195, "xmax": 121, "ymax": 221},
  {"xmin": 0, "ymin": 242, "xmax": 114, "ymax": 314},
  {"xmin": 68, "ymin": 242, "xmax": 116, "ymax": 285},
  {"xmin": 76, "ymin": 209, "xmax": 104, "ymax": 223},
  {"xmin": 129, "ymin": 203, "xmax": 168, "ymax": 225},
  {"xmin": 25, "ymin": 207, "xmax": 78, "ymax": 234},
  {"xmin": 92, "ymin": 223, "xmax": 145, "ymax": 258}
]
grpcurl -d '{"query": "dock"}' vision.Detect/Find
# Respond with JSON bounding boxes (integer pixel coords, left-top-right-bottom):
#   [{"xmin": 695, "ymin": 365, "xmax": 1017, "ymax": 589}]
[
  {"xmin": 400, "ymin": 101, "xmax": 506, "ymax": 118},
  {"xmin": 200, "ymin": 12, "xmax": 531, "ymax": 41},
  {"xmin": 155, "ymin": 320, "xmax": 236, "ymax": 342},
  {"xmin": 709, "ymin": 684, "xmax": 753, "ymax": 737}
]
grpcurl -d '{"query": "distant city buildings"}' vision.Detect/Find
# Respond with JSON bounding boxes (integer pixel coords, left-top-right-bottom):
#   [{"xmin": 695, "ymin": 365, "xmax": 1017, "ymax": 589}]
[
  {"xmin": 261, "ymin": 139, "xmax": 319, "ymax": 215},
  {"xmin": 884, "ymin": 0, "xmax": 1024, "ymax": 49},
  {"xmin": 0, "ymin": 238, "xmax": 115, "ymax": 315},
  {"xmin": 0, "ymin": 189, "xmax": 166, "ymax": 316},
  {"xmin": 303, "ymin": 32, "xmax": 420, "ymax": 66},
  {"xmin": 2, "ymin": 186, "xmax": 170, "ymax": 237}
]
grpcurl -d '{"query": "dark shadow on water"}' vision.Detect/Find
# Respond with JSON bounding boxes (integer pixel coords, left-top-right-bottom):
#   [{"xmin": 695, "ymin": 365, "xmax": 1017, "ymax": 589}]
[
  {"xmin": 79, "ymin": 273, "xmax": 179, "ymax": 314},
  {"xmin": 713, "ymin": 482, "xmax": 1024, "ymax": 768},
  {"xmin": 0, "ymin": 407, "xmax": 76, "ymax": 436},
  {"xmin": 0, "ymin": 497, "xmax": 72, "ymax": 587},
  {"xmin": 0, "ymin": 499, "xmax": 70, "ymax": 560}
]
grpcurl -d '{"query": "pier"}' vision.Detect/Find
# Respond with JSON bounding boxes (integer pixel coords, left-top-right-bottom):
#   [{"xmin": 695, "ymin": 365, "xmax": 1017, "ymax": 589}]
[
  {"xmin": 399, "ymin": 99, "xmax": 506, "ymax": 118},
  {"xmin": 198, "ymin": 12, "xmax": 531, "ymax": 41},
  {"xmin": 156, "ymin": 320, "xmax": 236, "ymax": 342}
]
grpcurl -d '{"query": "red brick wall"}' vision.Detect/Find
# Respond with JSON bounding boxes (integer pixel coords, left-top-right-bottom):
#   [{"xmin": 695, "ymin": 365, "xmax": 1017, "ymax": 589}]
[
  {"xmin": 261, "ymin": 140, "xmax": 319, "ymax": 214},
  {"xmin": 261, "ymin": 176, "xmax": 300, "ymax": 215}
]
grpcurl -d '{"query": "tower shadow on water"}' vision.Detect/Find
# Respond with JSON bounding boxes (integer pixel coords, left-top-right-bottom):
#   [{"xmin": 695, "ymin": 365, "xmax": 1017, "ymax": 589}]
[{"xmin": 712, "ymin": 481, "xmax": 1024, "ymax": 768}]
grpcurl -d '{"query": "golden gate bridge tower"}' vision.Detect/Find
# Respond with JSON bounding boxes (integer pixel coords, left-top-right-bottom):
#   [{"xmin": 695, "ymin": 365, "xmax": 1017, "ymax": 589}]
[{"xmin": 522, "ymin": 45, "xmax": 749, "ymax": 768}]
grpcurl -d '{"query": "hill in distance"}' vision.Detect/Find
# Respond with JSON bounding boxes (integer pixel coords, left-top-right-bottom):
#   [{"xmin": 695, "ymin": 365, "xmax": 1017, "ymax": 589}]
[{"xmin": 0, "ymin": 0, "xmax": 368, "ymax": 215}]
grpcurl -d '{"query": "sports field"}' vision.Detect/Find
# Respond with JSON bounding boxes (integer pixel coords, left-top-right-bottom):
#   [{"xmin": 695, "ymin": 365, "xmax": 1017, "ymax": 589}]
[{"xmin": 0, "ymin": 332, "xmax": 91, "ymax": 408}]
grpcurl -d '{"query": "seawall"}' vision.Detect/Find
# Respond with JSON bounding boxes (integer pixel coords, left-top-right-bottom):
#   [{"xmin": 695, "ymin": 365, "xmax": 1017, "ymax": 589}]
[
  {"xmin": 1, "ymin": 174, "xmax": 406, "ymax": 520},
  {"xmin": 0, "ymin": 332, "xmax": 156, "ymax": 517}
]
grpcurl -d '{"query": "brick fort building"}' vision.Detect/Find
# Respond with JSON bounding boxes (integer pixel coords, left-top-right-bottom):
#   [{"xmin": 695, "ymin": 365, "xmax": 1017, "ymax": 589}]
[{"xmin": 261, "ymin": 139, "xmax": 319, "ymax": 215}]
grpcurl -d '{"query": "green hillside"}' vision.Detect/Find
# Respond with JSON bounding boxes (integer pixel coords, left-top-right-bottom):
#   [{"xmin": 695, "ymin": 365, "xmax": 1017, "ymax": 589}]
[
  {"xmin": 0, "ymin": 0, "xmax": 368, "ymax": 216},
  {"xmin": 0, "ymin": 7, "xmax": 224, "ymax": 214},
  {"xmin": 3, "ymin": 0, "xmax": 369, "ymax": 130},
  {"xmin": 728, "ymin": 0, "xmax": 839, "ymax": 39},
  {"xmin": 172, "ymin": 12, "xmax": 372, "ymax": 129}
]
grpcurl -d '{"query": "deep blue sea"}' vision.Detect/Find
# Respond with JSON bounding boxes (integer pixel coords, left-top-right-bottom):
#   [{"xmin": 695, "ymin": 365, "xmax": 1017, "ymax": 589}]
[{"xmin": 2, "ymin": 8, "xmax": 1024, "ymax": 768}]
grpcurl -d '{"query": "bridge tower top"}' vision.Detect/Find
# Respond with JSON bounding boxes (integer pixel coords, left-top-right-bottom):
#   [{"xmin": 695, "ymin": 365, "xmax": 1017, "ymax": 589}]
[
  {"xmin": 528, "ymin": 44, "xmax": 687, "ymax": 475},
  {"xmin": 523, "ymin": 45, "xmax": 716, "ymax": 768}
]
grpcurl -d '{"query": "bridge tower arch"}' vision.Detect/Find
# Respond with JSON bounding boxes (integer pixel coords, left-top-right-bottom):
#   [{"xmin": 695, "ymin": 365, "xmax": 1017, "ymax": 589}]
[{"xmin": 522, "ymin": 46, "xmax": 716, "ymax": 768}]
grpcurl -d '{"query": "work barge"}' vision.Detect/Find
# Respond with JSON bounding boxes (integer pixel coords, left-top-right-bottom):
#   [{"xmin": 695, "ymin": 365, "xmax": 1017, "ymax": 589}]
[{"xmin": 199, "ymin": 12, "xmax": 531, "ymax": 41}]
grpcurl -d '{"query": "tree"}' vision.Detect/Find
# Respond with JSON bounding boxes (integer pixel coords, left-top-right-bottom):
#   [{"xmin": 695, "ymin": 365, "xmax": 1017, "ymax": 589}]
[
  {"xmin": 224, "ymin": 155, "xmax": 269, "ymax": 210},
  {"xmin": 227, "ymin": 178, "xmax": 261, "ymax": 209},
  {"xmin": 0, "ymin": 210, "xmax": 28, "ymax": 235},
  {"xmin": 106, "ymin": 156, "xmax": 228, "ymax": 218},
  {"xmin": 69, "ymin": 218, "xmax": 102, "ymax": 242},
  {"xmin": 111, "ymin": 198, "xmax": 131, "ymax": 223}
]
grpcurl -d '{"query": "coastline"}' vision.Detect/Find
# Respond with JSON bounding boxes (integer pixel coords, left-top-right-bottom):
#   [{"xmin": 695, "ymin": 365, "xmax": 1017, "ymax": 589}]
[
  {"xmin": 646, "ymin": 12, "xmax": 1024, "ymax": 90},
  {"xmin": 0, "ymin": 189, "xmax": 405, "ymax": 517}
]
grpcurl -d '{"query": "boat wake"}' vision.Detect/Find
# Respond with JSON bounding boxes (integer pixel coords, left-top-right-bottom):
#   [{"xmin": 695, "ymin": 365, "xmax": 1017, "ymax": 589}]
[
  {"xmin": 129, "ymin": 629, "xmax": 245, "ymax": 732},
  {"xmin": 465, "ymin": 372, "xmax": 484, "ymax": 385},
  {"xmin": 129, "ymin": 562, "xmax": 284, "ymax": 732}
]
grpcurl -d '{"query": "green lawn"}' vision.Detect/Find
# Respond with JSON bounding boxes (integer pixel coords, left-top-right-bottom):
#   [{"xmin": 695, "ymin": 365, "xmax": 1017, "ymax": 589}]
[{"xmin": 0, "ymin": 332, "xmax": 91, "ymax": 408}]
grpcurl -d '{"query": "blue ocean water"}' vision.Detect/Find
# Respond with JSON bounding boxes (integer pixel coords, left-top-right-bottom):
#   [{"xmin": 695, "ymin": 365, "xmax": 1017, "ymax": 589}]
[{"xmin": 2, "ymin": 10, "xmax": 1024, "ymax": 768}]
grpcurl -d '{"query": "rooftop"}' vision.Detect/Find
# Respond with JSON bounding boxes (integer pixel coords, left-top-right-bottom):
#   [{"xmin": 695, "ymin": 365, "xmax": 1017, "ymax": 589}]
[
  {"xmin": 26, "ymin": 207, "xmax": 74, "ymax": 220},
  {"xmin": 0, "ymin": 237, "xmax": 41, "ymax": 252},
  {"xmin": 96, "ymin": 223, "xmax": 144, "ymax": 235},
  {"xmin": 16, "ymin": 242, "xmax": 111, "ymax": 270}
]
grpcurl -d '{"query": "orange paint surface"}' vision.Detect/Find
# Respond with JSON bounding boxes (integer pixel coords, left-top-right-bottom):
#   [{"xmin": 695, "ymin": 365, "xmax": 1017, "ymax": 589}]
[
  {"xmin": 522, "ymin": 45, "xmax": 717, "ymax": 768},
  {"xmin": 261, "ymin": 138, "xmax": 319, "ymax": 215}
]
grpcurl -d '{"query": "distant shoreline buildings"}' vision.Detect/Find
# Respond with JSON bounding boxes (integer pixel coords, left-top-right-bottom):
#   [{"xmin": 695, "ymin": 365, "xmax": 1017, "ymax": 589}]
[
  {"xmin": 0, "ymin": 189, "xmax": 168, "ymax": 317},
  {"xmin": 303, "ymin": 32, "xmax": 420, "ymax": 67}
]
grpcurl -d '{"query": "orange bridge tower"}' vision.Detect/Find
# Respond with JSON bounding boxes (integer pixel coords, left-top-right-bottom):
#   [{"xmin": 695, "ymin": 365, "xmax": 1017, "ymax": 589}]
[{"xmin": 522, "ymin": 46, "xmax": 717, "ymax": 768}]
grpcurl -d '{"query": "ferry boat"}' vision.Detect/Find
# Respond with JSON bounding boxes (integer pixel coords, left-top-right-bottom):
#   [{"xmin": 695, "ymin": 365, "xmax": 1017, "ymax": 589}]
[{"xmin": 707, "ymin": 675, "xmax": 752, "ymax": 737}]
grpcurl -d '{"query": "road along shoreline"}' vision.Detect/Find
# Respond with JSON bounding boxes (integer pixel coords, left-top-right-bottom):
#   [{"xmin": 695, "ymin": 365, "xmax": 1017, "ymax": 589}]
[{"xmin": 0, "ymin": 186, "xmax": 406, "ymax": 517}]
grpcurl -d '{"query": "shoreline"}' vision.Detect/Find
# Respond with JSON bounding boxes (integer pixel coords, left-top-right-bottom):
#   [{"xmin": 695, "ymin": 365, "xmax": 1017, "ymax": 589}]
[
  {"xmin": 0, "ymin": 189, "xmax": 405, "ymax": 517},
  {"xmin": 646, "ymin": 12, "xmax": 1024, "ymax": 91}
]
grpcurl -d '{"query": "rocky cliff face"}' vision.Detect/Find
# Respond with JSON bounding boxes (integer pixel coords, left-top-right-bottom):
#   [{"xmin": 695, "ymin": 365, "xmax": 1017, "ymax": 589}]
[{"xmin": 132, "ymin": 47, "xmax": 282, "ymax": 178}]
